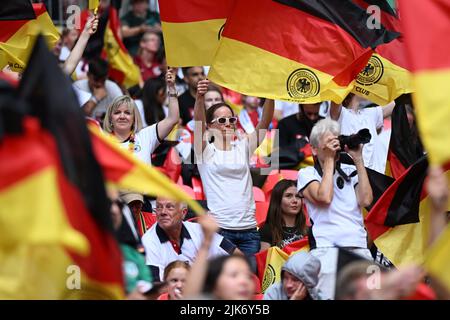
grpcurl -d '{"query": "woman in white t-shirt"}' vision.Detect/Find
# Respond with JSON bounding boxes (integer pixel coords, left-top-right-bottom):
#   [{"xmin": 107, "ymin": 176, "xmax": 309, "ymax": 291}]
[
  {"xmin": 102, "ymin": 68, "xmax": 180, "ymax": 224},
  {"xmin": 193, "ymin": 79, "xmax": 274, "ymax": 267}
]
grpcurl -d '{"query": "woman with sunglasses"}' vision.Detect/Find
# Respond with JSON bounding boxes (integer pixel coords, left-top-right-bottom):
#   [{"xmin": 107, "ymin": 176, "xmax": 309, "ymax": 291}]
[
  {"xmin": 193, "ymin": 79, "xmax": 274, "ymax": 271},
  {"xmin": 259, "ymin": 179, "xmax": 307, "ymax": 251}
]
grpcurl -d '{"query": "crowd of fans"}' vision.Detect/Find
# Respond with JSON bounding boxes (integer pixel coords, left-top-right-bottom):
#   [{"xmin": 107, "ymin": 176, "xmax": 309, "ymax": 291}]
[{"xmin": 9, "ymin": 0, "xmax": 447, "ymax": 300}]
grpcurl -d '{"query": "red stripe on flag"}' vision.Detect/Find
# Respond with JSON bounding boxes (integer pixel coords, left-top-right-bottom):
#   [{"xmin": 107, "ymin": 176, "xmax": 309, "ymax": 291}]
[
  {"xmin": 159, "ymin": 0, "xmax": 233, "ymax": 22},
  {"xmin": 223, "ymin": 0, "xmax": 371, "ymax": 79}
]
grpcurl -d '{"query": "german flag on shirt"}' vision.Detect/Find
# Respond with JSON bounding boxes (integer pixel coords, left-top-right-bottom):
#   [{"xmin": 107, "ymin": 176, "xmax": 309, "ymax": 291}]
[
  {"xmin": 103, "ymin": 2, "xmax": 141, "ymax": 88},
  {"xmin": 365, "ymin": 157, "xmax": 450, "ymax": 267},
  {"xmin": 351, "ymin": 0, "xmax": 413, "ymax": 105},
  {"xmin": 158, "ymin": 0, "xmax": 234, "ymax": 67},
  {"xmin": 398, "ymin": 0, "xmax": 450, "ymax": 166},
  {"xmin": 0, "ymin": 1, "xmax": 59, "ymax": 72},
  {"xmin": 208, "ymin": 0, "xmax": 398, "ymax": 104}
]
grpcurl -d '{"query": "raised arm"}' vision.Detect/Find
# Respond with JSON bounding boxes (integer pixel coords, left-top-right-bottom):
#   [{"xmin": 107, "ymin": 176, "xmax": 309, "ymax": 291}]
[
  {"xmin": 348, "ymin": 145, "xmax": 373, "ymax": 208},
  {"xmin": 156, "ymin": 68, "xmax": 180, "ymax": 140},
  {"xmin": 183, "ymin": 215, "xmax": 218, "ymax": 298},
  {"xmin": 329, "ymin": 101, "xmax": 342, "ymax": 121},
  {"xmin": 426, "ymin": 165, "xmax": 449, "ymax": 246},
  {"xmin": 193, "ymin": 79, "xmax": 209, "ymax": 154},
  {"xmin": 251, "ymin": 98, "xmax": 275, "ymax": 147},
  {"xmin": 63, "ymin": 15, "xmax": 98, "ymax": 76},
  {"xmin": 381, "ymin": 101, "xmax": 396, "ymax": 119}
]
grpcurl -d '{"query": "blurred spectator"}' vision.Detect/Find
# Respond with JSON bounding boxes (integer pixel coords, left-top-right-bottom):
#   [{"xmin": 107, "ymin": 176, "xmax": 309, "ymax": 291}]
[
  {"xmin": 274, "ymin": 100, "xmax": 299, "ymax": 120},
  {"xmin": 238, "ymin": 95, "xmax": 277, "ymax": 134},
  {"xmin": 264, "ymin": 251, "xmax": 321, "ymax": 300},
  {"xmin": 134, "ymin": 31, "xmax": 163, "ymax": 81},
  {"xmin": 157, "ymin": 261, "xmax": 191, "ymax": 300},
  {"xmin": 73, "ymin": 57, "xmax": 123, "ymax": 121},
  {"xmin": 142, "ymin": 198, "xmax": 237, "ymax": 281},
  {"xmin": 121, "ymin": 0, "xmax": 161, "ymax": 57},
  {"xmin": 179, "ymin": 67, "xmax": 206, "ymax": 125},
  {"xmin": 259, "ymin": 180, "xmax": 307, "ymax": 251},
  {"xmin": 136, "ymin": 76, "xmax": 167, "ymax": 127}
]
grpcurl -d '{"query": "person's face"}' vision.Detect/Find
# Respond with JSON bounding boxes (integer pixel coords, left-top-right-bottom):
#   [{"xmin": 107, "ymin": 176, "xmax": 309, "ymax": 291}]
[
  {"xmin": 208, "ymin": 106, "xmax": 236, "ymax": 138},
  {"xmin": 243, "ymin": 96, "xmax": 261, "ymax": 110},
  {"xmin": 282, "ymin": 271, "xmax": 304, "ymax": 298},
  {"xmin": 111, "ymin": 104, "xmax": 134, "ymax": 133},
  {"xmin": 280, "ymin": 186, "xmax": 303, "ymax": 217},
  {"xmin": 312, "ymin": 131, "xmax": 339, "ymax": 163},
  {"xmin": 406, "ymin": 111, "xmax": 415, "ymax": 129},
  {"xmin": 141, "ymin": 33, "xmax": 160, "ymax": 53},
  {"xmin": 88, "ymin": 74, "xmax": 106, "ymax": 90},
  {"xmin": 132, "ymin": 0, "xmax": 148, "ymax": 15},
  {"xmin": 166, "ymin": 267, "xmax": 189, "ymax": 300},
  {"xmin": 214, "ymin": 258, "xmax": 254, "ymax": 300},
  {"xmin": 155, "ymin": 198, "xmax": 185, "ymax": 230},
  {"xmin": 185, "ymin": 67, "xmax": 205, "ymax": 90},
  {"xmin": 301, "ymin": 103, "xmax": 321, "ymax": 123},
  {"xmin": 204, "ymin": 91, "xmax": 223, "ymax": 109}
]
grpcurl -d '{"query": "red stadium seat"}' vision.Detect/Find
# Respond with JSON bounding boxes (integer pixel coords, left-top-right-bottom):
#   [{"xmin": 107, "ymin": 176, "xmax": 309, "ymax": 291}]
[
  {"xmin": 261, "ymin": 170, "xmax": 283, "ymax": 198},
  {"xmin": 255, "ymin": 202, "xmax": 269, "ymax": 228},
  {"xmin": 179, "ymin": 184, "xmax": 195, "ymax": 199},
  {"xmin": 253, "ymin": 186, "xmax": 266, "ymax": 202},
  {"xmin": 279, "ymin": 169, "xmax": 299, "ymax": 181}
]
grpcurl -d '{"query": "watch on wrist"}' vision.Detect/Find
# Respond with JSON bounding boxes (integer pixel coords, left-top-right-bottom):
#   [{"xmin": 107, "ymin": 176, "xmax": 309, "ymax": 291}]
[{"xmin": 168, "ymin": 91, "xmax": 178, "ymax": 97}]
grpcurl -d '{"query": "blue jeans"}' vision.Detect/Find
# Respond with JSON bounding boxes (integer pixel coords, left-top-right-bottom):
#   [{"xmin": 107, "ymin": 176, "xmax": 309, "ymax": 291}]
[{"xmin": 219, "ymin": 228, "xmax": 260, "ymax": 273}]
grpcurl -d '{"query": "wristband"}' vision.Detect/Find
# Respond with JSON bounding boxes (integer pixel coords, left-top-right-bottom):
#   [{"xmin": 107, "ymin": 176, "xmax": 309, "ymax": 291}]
[{"xmin": 168, "ymin": 91, "xmax": 178, "ymax": 98}]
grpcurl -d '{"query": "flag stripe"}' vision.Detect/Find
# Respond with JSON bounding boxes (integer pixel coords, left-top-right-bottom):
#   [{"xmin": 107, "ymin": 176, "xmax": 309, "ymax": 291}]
[
  {"xmin": 0, "ymin": 0, "xmax": 35, "ymax": 21},
  {"xmin": 223, "ymin": 0, "xmax": 373, "ymax": 77},
  {"xmin": 209, "ymin": 37, "xmax": 356, "ymax": 103},
  {"xmin": 159, "ymin": 0, "xmax": 233, "ymax": 22},
  {"xmin": 273, "ymin": 0, "xmax": 398, "ymax": 48},
  {"xmin": 162, "ymin": 19, "xmax": 225, "ymax": 66}
]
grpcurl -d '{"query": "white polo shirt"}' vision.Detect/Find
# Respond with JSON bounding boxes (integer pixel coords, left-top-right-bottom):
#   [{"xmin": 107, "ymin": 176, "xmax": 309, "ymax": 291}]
[
  {"xmin": 142, "ymin": 221, "xmax": 236, "ymax": 281},
  {"xmin": 334, "ymin": 107, "xmax": 385, "ymax": 173},
  {"xmin": 297, "ymin": 164, "xmax": 367, "ymax": 249}
]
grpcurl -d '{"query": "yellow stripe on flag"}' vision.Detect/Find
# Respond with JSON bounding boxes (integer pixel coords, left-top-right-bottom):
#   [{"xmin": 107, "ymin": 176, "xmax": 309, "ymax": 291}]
[
  {"xmin": 412, "ymin": 69, "xmax": 450, "ymax": 166},
  {"xmin": 0, "ymin": 11, "xmax": 59, "ymax": 72},
  {"xmin": 424, "ymin": 225, "xmax": 450, "ymax": 292},
  {"xmin": 89, "ymin": 0, "xmax": 99, "ymax": 11},
  {"xmin": 261, "ymin": 247, "xmax": 289, "ymax": 293},
  {"xmin": 162, "ymin": 19, "xmax": 226, "ymax": 67},
  {"xmin": 208, "ymin": 37, "xmax": 355, "ymax": 104},
  {"xmin": 352, "ymin": 53, "xmax": 413, "ymax": 105}
]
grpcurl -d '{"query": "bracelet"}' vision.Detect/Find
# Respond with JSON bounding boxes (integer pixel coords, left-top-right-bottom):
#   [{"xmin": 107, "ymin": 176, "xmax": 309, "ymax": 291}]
[{"xmin": 168, "ymin": 91, "xmax": 178, "ymax": 97}]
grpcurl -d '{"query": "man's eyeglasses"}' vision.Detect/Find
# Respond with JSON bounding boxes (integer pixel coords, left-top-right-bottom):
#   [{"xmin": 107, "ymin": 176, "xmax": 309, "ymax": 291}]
[{"xmin": 210, "ymin": 116, "xmax": 238, "ymax": 125}]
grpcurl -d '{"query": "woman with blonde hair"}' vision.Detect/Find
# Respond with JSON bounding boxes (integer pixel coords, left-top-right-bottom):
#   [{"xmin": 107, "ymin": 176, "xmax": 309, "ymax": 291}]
[{"xmin": 103, "ymin": 68, "xmax": 179, "ymax": 231}]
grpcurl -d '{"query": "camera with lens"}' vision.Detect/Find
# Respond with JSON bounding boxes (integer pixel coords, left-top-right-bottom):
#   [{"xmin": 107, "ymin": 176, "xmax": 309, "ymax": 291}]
[{"xmin": 338, "ymin": 128, "xmax": 371, "ymax": 151}]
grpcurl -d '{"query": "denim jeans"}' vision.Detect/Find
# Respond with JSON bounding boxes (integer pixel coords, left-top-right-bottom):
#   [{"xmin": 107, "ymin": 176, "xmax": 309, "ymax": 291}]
[{"xmin": 219, "ymin": 228, "xmax": 261, "ymax": 273}]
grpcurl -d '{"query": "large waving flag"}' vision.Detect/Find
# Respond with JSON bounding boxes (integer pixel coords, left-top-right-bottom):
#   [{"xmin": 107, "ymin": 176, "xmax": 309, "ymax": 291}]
[
  {"xmin": 424, "ymin": 225, "xmax": 450, "ymax": 293},
  {"xmin": 159, "ymin": 0, "xmax": 234, "ymax": 67},
  {"xmin": 365, "ymin": 157, "xmax": 450, "ymax": 267},
  {"xmin": 0, "ymin": 36, "xmax": 124, "ymax": 299},
  {"xmin": 398, "ymin": 0, "xmax": 450, "ymax": 166},
  {"xmin": 88, "ymin": 123, "xmax": 205, "ymax": 215},
  {"xmin": 255, "ymin": 238, "xmax": 309, "ymax": 292},
  {"xmin": 208, "ymin": 0, "xmax": 398, "ymax": 104},
  {"xmin": 103, "ymin": 2, "xmax": 141, "ymax": 88},
  {"xmin": 351, "ymin": 0, "xmax": 413, "ymax": 105},
  {"xmin": 0, "ymin": 1, "xmax": 59, "ymax": 72}
]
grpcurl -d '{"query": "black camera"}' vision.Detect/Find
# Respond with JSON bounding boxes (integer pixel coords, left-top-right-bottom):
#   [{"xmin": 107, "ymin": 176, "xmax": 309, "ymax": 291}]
[{"xmin": 338, "ymin": 128, "xmax": 371, "ymax": 150}]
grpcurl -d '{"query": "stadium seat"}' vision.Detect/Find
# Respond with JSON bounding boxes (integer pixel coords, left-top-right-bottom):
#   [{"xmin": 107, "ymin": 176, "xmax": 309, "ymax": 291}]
[
  {"xmin": 179, "ymin": 184, "xmax": 195, "ymax": 199},
  {"xmin": 191, "ymin": 177, "xmax": 205, "ymax": 200},
  {"xmin": 253, "ymin": 186, "xmax": 266, "ymax": 202},
  {"xmin": 255, "ymin": 202, "xmax": 269, "ymax": 228}
]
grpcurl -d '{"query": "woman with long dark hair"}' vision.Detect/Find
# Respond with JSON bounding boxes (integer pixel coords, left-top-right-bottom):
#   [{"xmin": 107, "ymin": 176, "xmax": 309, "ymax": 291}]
[
  {"xmin": 140, "ymin": 75, "xmax": 167, "ymax": 127},
  {"xmin": 259, "ymin": 179, "xmax": 307, "ymax": 251}
]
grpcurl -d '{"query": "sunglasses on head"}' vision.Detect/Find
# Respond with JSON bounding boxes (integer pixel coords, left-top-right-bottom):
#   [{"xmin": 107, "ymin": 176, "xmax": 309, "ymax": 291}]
[{"xmin": 210, "ymin": 116, "xmax": 238, "ymax": 125}]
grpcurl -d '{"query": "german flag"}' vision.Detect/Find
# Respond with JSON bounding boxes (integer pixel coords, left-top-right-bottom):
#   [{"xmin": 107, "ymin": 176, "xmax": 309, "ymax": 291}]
[
  {"xmin": 351, "ymin": 0, "xmax": 413, "ymax": 105},
  {"xmin": 0, "ymin": 1, "xmax": 59, "ymax": 72},
  {"xmin": 255, "ymin": 238, "xmax": 309, "ymax": 292},
  {"xmin": 425, "ymin": 225, "xmax": 450, "ymax": 293},
  {"xmin": 0, "ymin": 36, "xmax": 124, "ymax": 299},
  {"xmin": 208, "ymin": 0, "xmax": 398, "ymax": 104},
  {"xmin": 159, "ymin": 0, "xmax": 234, "ymax": 67},
  {"xmin": 398, "ymin": 0, "xmax": 450, "ymax": 166},
  {"xmin": 365, "ymin": 156, "xmax": 450, "ymax": 267},
  {"xmin": 88, "ymin": 124, "xmax": 205, "ymax": 215},
  {"xmin": 103, "ymin": 2, "xmax": 141, "ymax": 88},
  {"xmin": 385, "ymin": 95, "xmax": 424, "ymax": 179}
]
